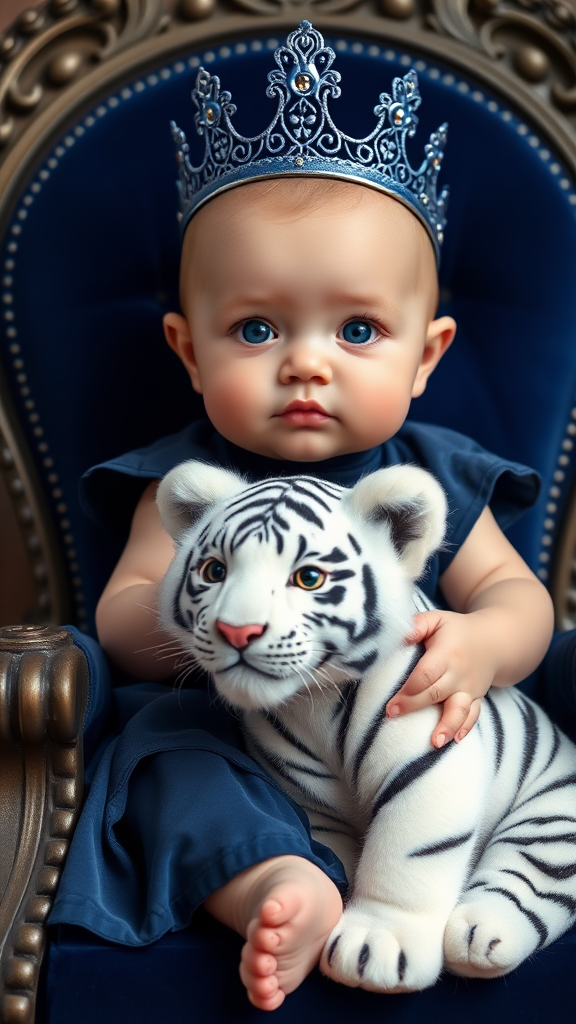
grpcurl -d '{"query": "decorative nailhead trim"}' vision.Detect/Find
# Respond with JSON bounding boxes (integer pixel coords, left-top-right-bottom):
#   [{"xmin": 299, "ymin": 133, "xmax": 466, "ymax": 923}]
[
  {"xmin": 1, "ymin": 38, "xmax": 576, "ymax": 615},
  {"xmin": 537, "ymin": 402, "xmax": 576, "ymax": 585}
]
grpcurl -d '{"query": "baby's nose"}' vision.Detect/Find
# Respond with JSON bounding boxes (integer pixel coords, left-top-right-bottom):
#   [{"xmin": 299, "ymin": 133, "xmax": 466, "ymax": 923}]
[{"xmin": 217, "ymin": 620, "xmax": 266, "ymax": 649}]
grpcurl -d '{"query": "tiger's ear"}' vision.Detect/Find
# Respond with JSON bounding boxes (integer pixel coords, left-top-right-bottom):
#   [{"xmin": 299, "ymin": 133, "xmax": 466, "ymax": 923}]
[
  {"xmin": 157, "ymin": 460, "xmax": 246, "ymax": 542},
  {"xmin": 344, "ymin": 465, "xmax": 447, "ymax": 580}
]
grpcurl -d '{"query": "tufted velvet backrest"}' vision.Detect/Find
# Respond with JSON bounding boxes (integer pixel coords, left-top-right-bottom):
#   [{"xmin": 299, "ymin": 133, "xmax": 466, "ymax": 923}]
[{"xmin": 1, "ymin": 32, "xmax": 576, "ymax": 630}]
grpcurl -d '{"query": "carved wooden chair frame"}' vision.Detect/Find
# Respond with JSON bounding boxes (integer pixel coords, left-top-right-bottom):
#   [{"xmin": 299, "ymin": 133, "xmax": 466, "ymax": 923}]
[{"xmin": 0, "ymin": 0, "xmax": 576, "ymax": 1021}]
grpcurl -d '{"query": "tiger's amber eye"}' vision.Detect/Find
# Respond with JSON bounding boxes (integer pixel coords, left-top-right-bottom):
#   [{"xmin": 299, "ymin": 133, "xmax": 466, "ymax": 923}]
[
  {"xmin": 201, "ymin": 558, "xmax": 227, "ymax": 583},
  {"xmin": 293, "ymin": 566, "xmax": 326, "ymax": 590}
]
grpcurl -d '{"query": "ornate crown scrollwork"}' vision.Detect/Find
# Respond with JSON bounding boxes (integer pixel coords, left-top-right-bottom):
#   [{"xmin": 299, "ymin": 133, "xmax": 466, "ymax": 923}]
[{"xmin": 172, "ymin": 21, "xmax": 449, "ymax": 258}]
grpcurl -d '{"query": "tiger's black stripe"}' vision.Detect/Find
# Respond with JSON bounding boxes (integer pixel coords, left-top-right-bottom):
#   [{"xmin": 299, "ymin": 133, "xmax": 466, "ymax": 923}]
[
  {"xmin": 262, "ymin": 712, "xmax": 324, "ymax": 763},
  {"xmin": 358, "ymin": 944, "xmax": 370, "ymax": 978},
  {"xmin": 336, "ymin": 679, "xmax": 361, "ymax": 761},
  {"xmin": 351, "ymin": 699, "xmax": 389, "ymax": 789},
  {"xmin": 294, "ymin": 534, "xmax": 307, "ymax": 565},
  {"xmin": 372, "ymin": 743, "xmax": 452, "ymax": 821},
  {"xmin": 319, "ymin": 547, "xmax": 348, "ymax": 563},
  {"xmin": 355, "ymin": 564, "xmax": 380, "ymax": 643},
  {"xmin": 540, "ymin": 724, "xmax": 562, "ymax": 776},
  {"xmin": 282, "ymin": 497, "xmax": 324, "ymax": 527},
  {"xmin": 347, "ymin": 533, "xmax": 362, "ymax": 555},
  {"xmin": 284, "ymin": 758, "xmax": 338, "ymax": 780},
  {"xmin": 386, "ymin": 647, "xmax": 422, "ymax": 703},
  {"xmin": 314, "ymin": 586, "xmax": 347, "ymax": 607},
  {"xmin": 494, "ymin": 832, "xmax": 576, "ymax": 847},
  {"xmin": 485, "ymin": 886, "xmax": 548, "ymax": 947},
  {"xmin": 247, "ymin": 735, "xmax": 342, "ymax": 813},
  {"xmin": 484, "ymin": 693, "xmax": 504, "ymax": 771},
  {"xmin": 247, "ymin": 733, "xmax": 308, "ymax": 790},
  {"xmin": 520, "ymin": 851, "xmax": 576, "ymax": 880},
  {"xmin": 345, "ymin": 648, "xmax": 378, "ymax": 673},
  {"xmin": 515, "ymin": 773, "xmax": 576, "ymax": 813},
  {"xmin": 291, "ymin": 480, "xmax": 332, "ymax": 511},
  {"xmin": 175, "ymin": 550, "xmax": 195, "ymax": 629},
  {"xmin": 327, "ymin": 935, "xmax": 340, "ymax": 965},
  {"xmin": 501, "ymin": 868, "xmax": 576, "ymax": 915},
  {"xmin": 409, "ymin": 831, "xmax": 474, "ymax": 857},
  {"xmin": 312, "ymin": 826, "xmax": 354, "ymax": 838},
  {"xmin": 300, "ymin": 806, "xmax": 350, "ymax": 828},
  {"xmin": 515, "ymin": 695, "xmax": 539, "ymax": 791},
  {"xmin": 497, "ymin": 814, "xmax": 576, "ymax": 836}
]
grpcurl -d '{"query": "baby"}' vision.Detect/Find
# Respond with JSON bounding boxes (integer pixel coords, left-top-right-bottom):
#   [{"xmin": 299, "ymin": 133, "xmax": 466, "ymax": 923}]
[{"xmin": 88, "ymin": 24, "xmax": 552, "ymax": 1012}]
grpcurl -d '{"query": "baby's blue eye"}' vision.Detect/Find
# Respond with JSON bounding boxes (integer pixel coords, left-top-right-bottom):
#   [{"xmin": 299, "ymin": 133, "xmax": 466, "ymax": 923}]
[
  {"xmin": 341, "ymin": 321, "xmax": 375, "ymax": 345},
  {"xmin": 241, "ymin": 320, "xmax": 274, "ymax": 345}
]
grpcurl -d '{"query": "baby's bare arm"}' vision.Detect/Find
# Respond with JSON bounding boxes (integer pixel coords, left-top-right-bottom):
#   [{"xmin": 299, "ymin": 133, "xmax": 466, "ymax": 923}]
[
  {"xmin": 387, "ymin": 507, "xmax": 555, "ymax": 745},
  {"xmin": 96, "ymin": 480, "xmax": 179, "ymax": 678}
]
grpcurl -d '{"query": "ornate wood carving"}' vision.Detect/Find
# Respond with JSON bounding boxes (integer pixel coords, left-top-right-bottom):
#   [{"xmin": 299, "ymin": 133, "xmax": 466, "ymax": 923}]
[
  {"xmin": 0, "ymin": 626, "xmax": 88, "ymax": 1024},
  {"xmin": 0, "ymin": 399, "xmax": 69, "ymax": 626},
  {"xmin": 0, "ymin": 0, "xmax": 575, "ymax": 159}
]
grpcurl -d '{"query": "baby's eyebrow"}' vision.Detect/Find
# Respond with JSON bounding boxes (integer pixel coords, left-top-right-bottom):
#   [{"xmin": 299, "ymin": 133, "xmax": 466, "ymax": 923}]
[
  {"xmin": 217, "ymin": 293, "xmax": 401, "ymax": 319},
  {"xmin": 218, "ymin": 296, "xmax": 283, "ymax": 317},
  {"xmin": 327, "ymin": 294, "xmax": 402, "ymax": 320}
]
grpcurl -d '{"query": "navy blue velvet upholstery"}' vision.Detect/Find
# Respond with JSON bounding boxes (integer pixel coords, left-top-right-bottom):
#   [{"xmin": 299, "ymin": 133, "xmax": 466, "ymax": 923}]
[
  {"xmin": 2, "ymin": 30, "xmax": 576, "ymax": 1024},
  {"xmin": 45, "ymin": 915, "xmax": 576, "ymax": 1024}
]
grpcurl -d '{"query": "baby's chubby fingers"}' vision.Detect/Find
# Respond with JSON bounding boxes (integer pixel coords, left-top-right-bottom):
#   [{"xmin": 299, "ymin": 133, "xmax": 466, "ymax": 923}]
[
  {"xmin": 432, "ymin": 696, "xmax": 482, "ymax": 749},
  {"xmin": 404, "ymin": 610, "xmax": 444, "ymax": 647},
  {"xmin": 386, "ymin": 649, "xmax": 448, "ymax": 716}
]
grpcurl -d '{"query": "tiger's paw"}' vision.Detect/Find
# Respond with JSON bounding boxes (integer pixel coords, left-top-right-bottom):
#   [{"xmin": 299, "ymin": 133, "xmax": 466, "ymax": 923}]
[
  {"xmin": 444, "ymin": 895, "xmax": 537, "ymax": 978},
  {"xmin": 320, "ymin": 902, "xmax": 444, "ymax": 993}
]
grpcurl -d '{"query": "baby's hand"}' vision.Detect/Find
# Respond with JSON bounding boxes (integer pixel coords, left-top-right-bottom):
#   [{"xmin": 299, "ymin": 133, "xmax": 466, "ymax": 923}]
[{"xmin": 386, "ymin": 610, "xmax": 497, "ymax": 749}]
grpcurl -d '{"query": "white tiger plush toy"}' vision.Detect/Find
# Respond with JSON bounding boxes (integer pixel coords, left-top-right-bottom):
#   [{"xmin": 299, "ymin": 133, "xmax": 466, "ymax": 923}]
[{"xmin": 157, "ymin": 459, "xmax": 576, "ymax": 993}]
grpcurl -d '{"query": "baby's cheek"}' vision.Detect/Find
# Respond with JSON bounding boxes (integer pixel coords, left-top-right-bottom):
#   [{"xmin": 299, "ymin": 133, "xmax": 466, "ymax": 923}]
[
  {"xmin": 201, "ymin": 373, "xmax": 257, "ymax": 437},
  {"xmin": 353, "ymin": 385, "xmax": 411, "ymax": 443}
]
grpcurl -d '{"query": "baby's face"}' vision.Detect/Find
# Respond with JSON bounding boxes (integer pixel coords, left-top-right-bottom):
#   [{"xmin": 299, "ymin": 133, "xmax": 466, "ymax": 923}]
[{"xmin": 165, "ymin": 183, "xmax": 455, "ymax": 462}]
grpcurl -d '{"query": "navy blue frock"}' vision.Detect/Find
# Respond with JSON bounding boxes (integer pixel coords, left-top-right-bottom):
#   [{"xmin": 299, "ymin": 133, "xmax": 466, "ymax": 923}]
[{"xmin": 50, "ymin": 420, "xmax": 540, "ymax": 945}]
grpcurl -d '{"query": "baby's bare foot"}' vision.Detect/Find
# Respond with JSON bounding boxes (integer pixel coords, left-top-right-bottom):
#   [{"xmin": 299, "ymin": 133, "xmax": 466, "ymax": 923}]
[{"xmin": 204, "ymin": 856, "xmax": 343, "ymax": 1011}]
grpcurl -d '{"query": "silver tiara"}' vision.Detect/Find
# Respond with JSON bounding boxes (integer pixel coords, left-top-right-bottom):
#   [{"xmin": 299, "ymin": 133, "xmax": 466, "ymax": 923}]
[{"xmin": 171, "ymin": 21, "xmax": 449, "ymax": 260}]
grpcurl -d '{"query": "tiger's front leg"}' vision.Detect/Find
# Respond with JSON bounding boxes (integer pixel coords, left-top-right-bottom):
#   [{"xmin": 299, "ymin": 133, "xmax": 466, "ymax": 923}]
[{"xmin": 321, "ymin": 713, "xmax": 489, "ymax": 992}]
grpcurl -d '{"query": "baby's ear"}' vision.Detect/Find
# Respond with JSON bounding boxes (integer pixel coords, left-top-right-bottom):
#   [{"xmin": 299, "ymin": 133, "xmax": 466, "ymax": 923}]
[
  {"xmin": 343, "ymin": 465, "xmax": 447, "ymax": 579},
  {"xmin": 157, "ymin": 460, "xmax": 245, "ymax": 541}
]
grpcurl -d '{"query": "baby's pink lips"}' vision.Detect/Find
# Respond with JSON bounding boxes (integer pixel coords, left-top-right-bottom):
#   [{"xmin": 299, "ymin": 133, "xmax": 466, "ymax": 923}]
[{"xmin": 277, "ymin": 400, "xmax": 332, "ymax": 418}]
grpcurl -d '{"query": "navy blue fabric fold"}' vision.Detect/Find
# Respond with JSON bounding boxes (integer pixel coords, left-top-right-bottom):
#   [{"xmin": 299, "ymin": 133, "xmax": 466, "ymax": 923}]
[{"xmin": 50, "ymin": 687, "xmax": 348, "ymax": 944}]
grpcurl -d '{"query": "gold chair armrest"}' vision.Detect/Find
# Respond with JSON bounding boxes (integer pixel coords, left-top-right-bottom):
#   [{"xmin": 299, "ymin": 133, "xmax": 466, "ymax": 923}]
[{"xmin": 0, "ymin": 626, "xmax": 88, "ymax": 1024}]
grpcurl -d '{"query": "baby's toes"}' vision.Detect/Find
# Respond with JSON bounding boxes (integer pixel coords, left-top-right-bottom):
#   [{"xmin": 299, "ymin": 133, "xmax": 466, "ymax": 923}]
[
  {"xmin": 241, "ymin": 942, "xmax": 276, "ymax": 979},
  {"xmin": 242, "ymin": 969, "xmax": 284, "ymax": 1011},
  {"xmin": 246, "ymin": 920, "xmax": 281, "ymax": 954},
  {"xmin": 258, "ymin": 897, "xmax": 289, "ymax": 927}
]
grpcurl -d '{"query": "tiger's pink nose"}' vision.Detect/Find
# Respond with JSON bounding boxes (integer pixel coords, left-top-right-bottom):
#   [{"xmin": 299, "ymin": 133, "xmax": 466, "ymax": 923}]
[{"xmin": 217, "ymin": 621, "xmax": 265, "ymax": 649}]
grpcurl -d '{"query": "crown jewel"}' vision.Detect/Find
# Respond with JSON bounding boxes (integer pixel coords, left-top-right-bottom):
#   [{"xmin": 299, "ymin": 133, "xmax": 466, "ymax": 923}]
[{"xmin": 171, "ymin": 21, "xmax": 449, "ymax": 259}]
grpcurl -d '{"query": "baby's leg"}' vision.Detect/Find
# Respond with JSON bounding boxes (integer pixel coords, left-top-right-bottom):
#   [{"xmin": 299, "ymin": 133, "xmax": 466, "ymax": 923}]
[{"xmin": 204, "ymin": 855, "xmax": 343, "ymax": 1011}]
